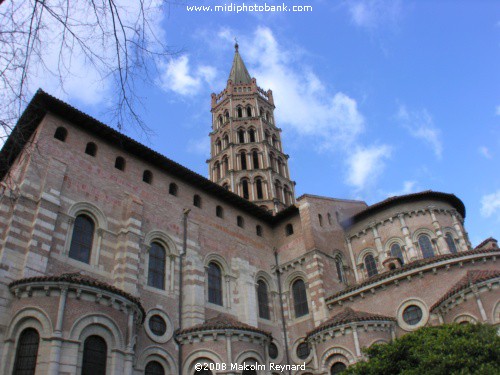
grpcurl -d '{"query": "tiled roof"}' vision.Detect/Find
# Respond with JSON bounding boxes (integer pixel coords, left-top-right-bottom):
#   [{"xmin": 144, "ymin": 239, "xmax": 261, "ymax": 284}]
[
  {"xmin": 307, "ymin": 308, "xmax": 395, "ymax": 338},
  {"xmin": 341, "ymin": 190, "xmax": 466, "ymax": 229},
  {"xmin": 474, "ymin": 237, "xmax": 498, "ymax": 250},
  {"xmin": 326, "ymin": 247, "xmax": 500, "ymax": 303},
  {"xmin": 229, "ymin": 44, "xmax": 252, "ymax": 84},
  {"xmin": 431, "ymin": 270, "xmax": 500, "ymax": 311},
  {"xmin": 9, "ymin": 272, "xmax": 145, "ymax": 318},
  {"xmin": 176, "ymin": 313, "xmax": 271, "ymax": 337},
  {"xmin": 0, "ymin": 90, "xmax": 298, "ymax": 225}
]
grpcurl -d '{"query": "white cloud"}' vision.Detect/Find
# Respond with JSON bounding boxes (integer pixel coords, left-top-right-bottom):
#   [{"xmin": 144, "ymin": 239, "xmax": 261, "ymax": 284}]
[
  {"xmin": 10, "ymin": 1, "xmax": 165, "ymax": 103},
  {"xmin": 158, "ymin": 55, "xmax": 217, "ymax": 96},
  {"xmin": 479, "ymin": 146, "xmax": 492, "ymax": 159},
  {"xmin": 386, "ymin": 180, "xmax": 418, "ymax": 197},
  {"xmin": 347, "ymin": 0, "xmax": 402, "ymax": 29},
  {"xmin": 480, "ymin": 190, "xmax": 500, "ymax": 218},
  {"xmin": 346, "ymin": 145, "xmax": 392, "ymax": 190},
  {"xmin": 222, "ymin": 27, "xmax": 365, "ymax": 149},
  {"xmin": 396, "ymin": 105, "xmax": 443, "ymax": 159}
]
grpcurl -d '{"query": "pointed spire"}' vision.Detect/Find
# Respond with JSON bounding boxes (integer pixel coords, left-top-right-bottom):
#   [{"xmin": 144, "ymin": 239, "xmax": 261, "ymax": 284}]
[{"xmin": 228, "ymin": 42, "xmax": 252, "ymax": 84}]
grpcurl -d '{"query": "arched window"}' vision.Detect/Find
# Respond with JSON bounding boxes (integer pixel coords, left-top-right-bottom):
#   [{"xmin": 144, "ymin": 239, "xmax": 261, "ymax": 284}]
[
  {"xmin": 237, "ymin": 107, "xmax": 243, "ymax": 118},
  {"xmin": 246, "ymin": 106, "xmax": 252, "ymax": 117},
  {"xmin": 238, "ymin": 129, "xmax": 245, "ymax": 143},
  {"xmin": 390, "ymin": 243, "xmax": 404, "ymax": 264},
  {"xmin": 223, "ymin": 157, "xmax": 229, "ymax": 174},
  {"xmin": 285, "ymin": 223, "xmax": 294, "ymax": 236},
  {"xmin": 242, "ymin": 179, "xmax": 249, "ymax": 199},
  {"xmin": 12, "ymin": 328, "xmax": 40, "ymax": 375},
  {"xmin": 275, "ymin": 181, "xmax": 282, "ymax": 202},
  {"xmin": 240, "ymin": 152, "xmax": 247, "ymax": 170},
  {"xmin": 364, "ymin": 254, "xmax": 378, "ymax": 277},
  {"xmin": 143, "ymin": 170, "xmax": 153, "ymax": 184},
  {"xmin": 328, "ymin": 213, "xmax": 332, "ymax": 225},
  {"xmin": 82, "ymin": 335, "xmax": 107, "ymax": 375},
  {"xmin": 252, "ymin": 151, "xmax": 259, "ymax": 169},
  {"xmin": 169, "ymin": 183, "xmax": 178, "ymax": 196},
  {"xmin": 69, "ymin": 214, "xmax": 95, "ymax": 263},
  {"xmin": 283, "ymin": 186, "xmax": 291, "ymax": 206},
  {"xmin": 223, "ymin": 134, "xmax": 229, "ymax": 147},
  {"xmin": 277, "ymin": 159, "xmax": 283, "ymax": 176},
  {"xmin": 272, "ymin": 135, "xmax": 277, "ymax": 147},
  {"xmin": 292, "ymin": 279, "xmax": 309, "ymax": 317},
  {"xmin": 318, "ymin": 214, "xmax": 323, "ymax": 227},
  {"xmin": 269, "ymin": 153, "xmax": 276, "ymax": 171},
  {"xmin": 418, "ymin": 234, "xmax": 435, "ymax": 258},
  {"xmin": 214, "ymin": 162, "xmax": 221, "ymax": 180},
  {"xmin": 256, "ymin": 225, "xmax": 263, "ymax": 237},
  {"xmin": 148, "ymin": 242, "xmax": 166, "ymax": 290},
  {"xmin": 330, "ymin": 362, "xmax": 347, "ymax": 374},
  {"xmin": 446, "ymin": 233, "xmax": 458, "ymax": 254},
  {"xmin": 85, "ymin": 142, "xmax": 97, "ymax": 156},
  {"xmin": 257, "ymin": 280, "xmax": 270, "ymax": 319},
  {"xmin": 114, "ymin": 156, "xmax": 125, "ymax": 171},
  {"xmin": 54, "ymin": 127, "xmax": 67, "ymax": 141},
  {"xmin": 208, "ymin": 262, "xmax": 223, "ymax": 305},
  {"xmin": 256, "ymin": 179, "xmax": 263, "ymax": 199},
  {"xmin": 193, "ymin": 194, "xmax": 202, "ymax": 208},
  {"xmin": 217, "ymin": 115, "xmax": 223, "ymax": 128},
  {"xmin": 237, "ymin": 215, "xmax": 244, "ymax": 228},
  {"xmin": 249, "ymin": 129, "xmax": 256, "ymax": 142},
  {"xmin": 145, "ymin": 361, "xmax": 165, "ymax": 375},
  {"xmin": 335, "ymin": 256, "xmax": 344, "ymax": 283},
  {"xmin": 225, "ymin": 110, "xmax": 230, "ymax": 122},
  {"xmin": 265, "ymin": 130, "xmax": 270, "ymax": 142},
  {"xmin": 216, "ymin": 205, "xmax": 224, "ymax": 218},
  {"xmin": 215, "ymin": 139, "xmax": 221, "ymax": 153},
  {"xmin": 266, "ymin": 112, "xmax": 270, "ymax": 122}
]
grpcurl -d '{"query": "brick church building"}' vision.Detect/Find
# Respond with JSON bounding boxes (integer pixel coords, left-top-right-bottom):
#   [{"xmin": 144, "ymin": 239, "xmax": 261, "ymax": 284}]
[{"xmin": 0, "ymin": 44, "xmax": 498, "ymax": 375}]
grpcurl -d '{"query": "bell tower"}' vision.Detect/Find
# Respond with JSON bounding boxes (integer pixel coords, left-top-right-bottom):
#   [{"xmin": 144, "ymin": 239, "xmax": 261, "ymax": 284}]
[{"xmin": 208, "ymin": 43, "xmax": 295, "ymax": 213}]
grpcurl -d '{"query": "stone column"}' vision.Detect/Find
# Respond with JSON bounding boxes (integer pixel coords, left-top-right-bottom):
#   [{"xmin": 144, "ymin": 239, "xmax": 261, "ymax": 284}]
[
  {"xmin": 429, "ymin": 208, "xmax": 447, "ymax": 254},
  {"xmin": 47, "ymin": 286, "xmax": 68, "ymax": 374},
  {"xmin": 451, "ymin": 212, "xmax": 469, "ymax": 251},
  {"xmin": 346, "ymin": 237, "xmax": 360, "ymax": 283},
  {"xmin": 371, "ymin": 224, "xmax": 385, "ymax": 261},
  {"xmin": 398, "ymin": 214, "xmax": 417, "ymax": 261}
]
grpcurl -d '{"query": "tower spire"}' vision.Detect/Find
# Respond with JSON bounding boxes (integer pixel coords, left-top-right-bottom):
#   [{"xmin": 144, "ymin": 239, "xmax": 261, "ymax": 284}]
[
  {"xmin": 209, "ymin": 45, "xmax": 296, "ymax": 213},
  {"xmin": 228, "ymin": 42, "xmax": 252, "ymax": 84}
]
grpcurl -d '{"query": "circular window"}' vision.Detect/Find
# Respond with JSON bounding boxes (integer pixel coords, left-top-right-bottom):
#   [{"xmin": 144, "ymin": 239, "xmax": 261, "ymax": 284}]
[
  {"xmin": 149, "ymin": 315, "xmax": 167, "ymax": 336},
  {"xmin": 402, "ymin": 305, "xmax": 423, "ymax": 326},
  {"xmin": 397, "ymin": 299, "xmax": 428, "ymax": 331},
  {"xmin": 296, "ymin": 342, "xmax": 310, "ymax": 360},
  {"xmin": 269, "ymin": 343, "xmax": 278, "ymax": 359},
  {"xmin": 145, "ymin": 309, "xmax": 173, "ymax": 343}
]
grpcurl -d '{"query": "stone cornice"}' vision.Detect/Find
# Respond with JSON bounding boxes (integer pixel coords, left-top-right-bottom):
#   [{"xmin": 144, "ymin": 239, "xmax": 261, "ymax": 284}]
[
  {"xmin": 307, "ymin": 321, "xmax": 395, "ymax": 344},
  {"xmin": 326, "ymin": 249, "xmax": 499, "ymax": 307},
  {"xmin": 346, "ymin": 208, "xmax": 458, "ymax": 240}
]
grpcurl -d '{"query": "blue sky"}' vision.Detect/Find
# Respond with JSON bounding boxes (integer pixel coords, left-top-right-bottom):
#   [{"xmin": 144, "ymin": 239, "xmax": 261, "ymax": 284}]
[{"xmin": 34, "ymin": 1, "xmax": 500, "ymax": 245}]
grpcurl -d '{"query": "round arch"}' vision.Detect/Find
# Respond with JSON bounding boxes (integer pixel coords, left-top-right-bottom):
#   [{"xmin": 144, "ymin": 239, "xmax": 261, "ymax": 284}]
[
  {"xmin": 69, "ymin": 313, "xmax": 124, "ymax": 349},
  {"xmin": 68, "ymin": 201, "xmax": 108, "ymax": 230},
  {"xmin": 136, "ymin": 345, "xmax": 177, "ymax": 374}
]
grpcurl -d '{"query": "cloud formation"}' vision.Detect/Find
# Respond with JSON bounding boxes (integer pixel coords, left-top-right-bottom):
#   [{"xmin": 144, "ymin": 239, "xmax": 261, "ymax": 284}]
[
  {"xmin": 159, "ymin": 56, "xmax": 216, "ymax": 96},
  {"xmin": 396, "ymin": 105, "xmax": 443, "ymax": 159},
  {"xmin": 480, "ymin": 190, "xmax": 500, "ymax": 219},
  {"xmin": 347, "ymin": 0, "xmax": 402, "ymax": 29},
  {"xmin": 479, "ymin": 146, "xmax": 492, "ymax": 159},
  {"xmin": 346, "ymin": 145, "xmax": 392, "ymax": 190}
]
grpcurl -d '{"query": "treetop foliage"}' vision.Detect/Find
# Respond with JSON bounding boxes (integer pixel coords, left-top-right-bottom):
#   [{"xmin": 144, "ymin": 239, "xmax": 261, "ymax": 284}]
[{"xmin": 344, "ymin": 324, "xmax": 500, "ymax": 375}]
